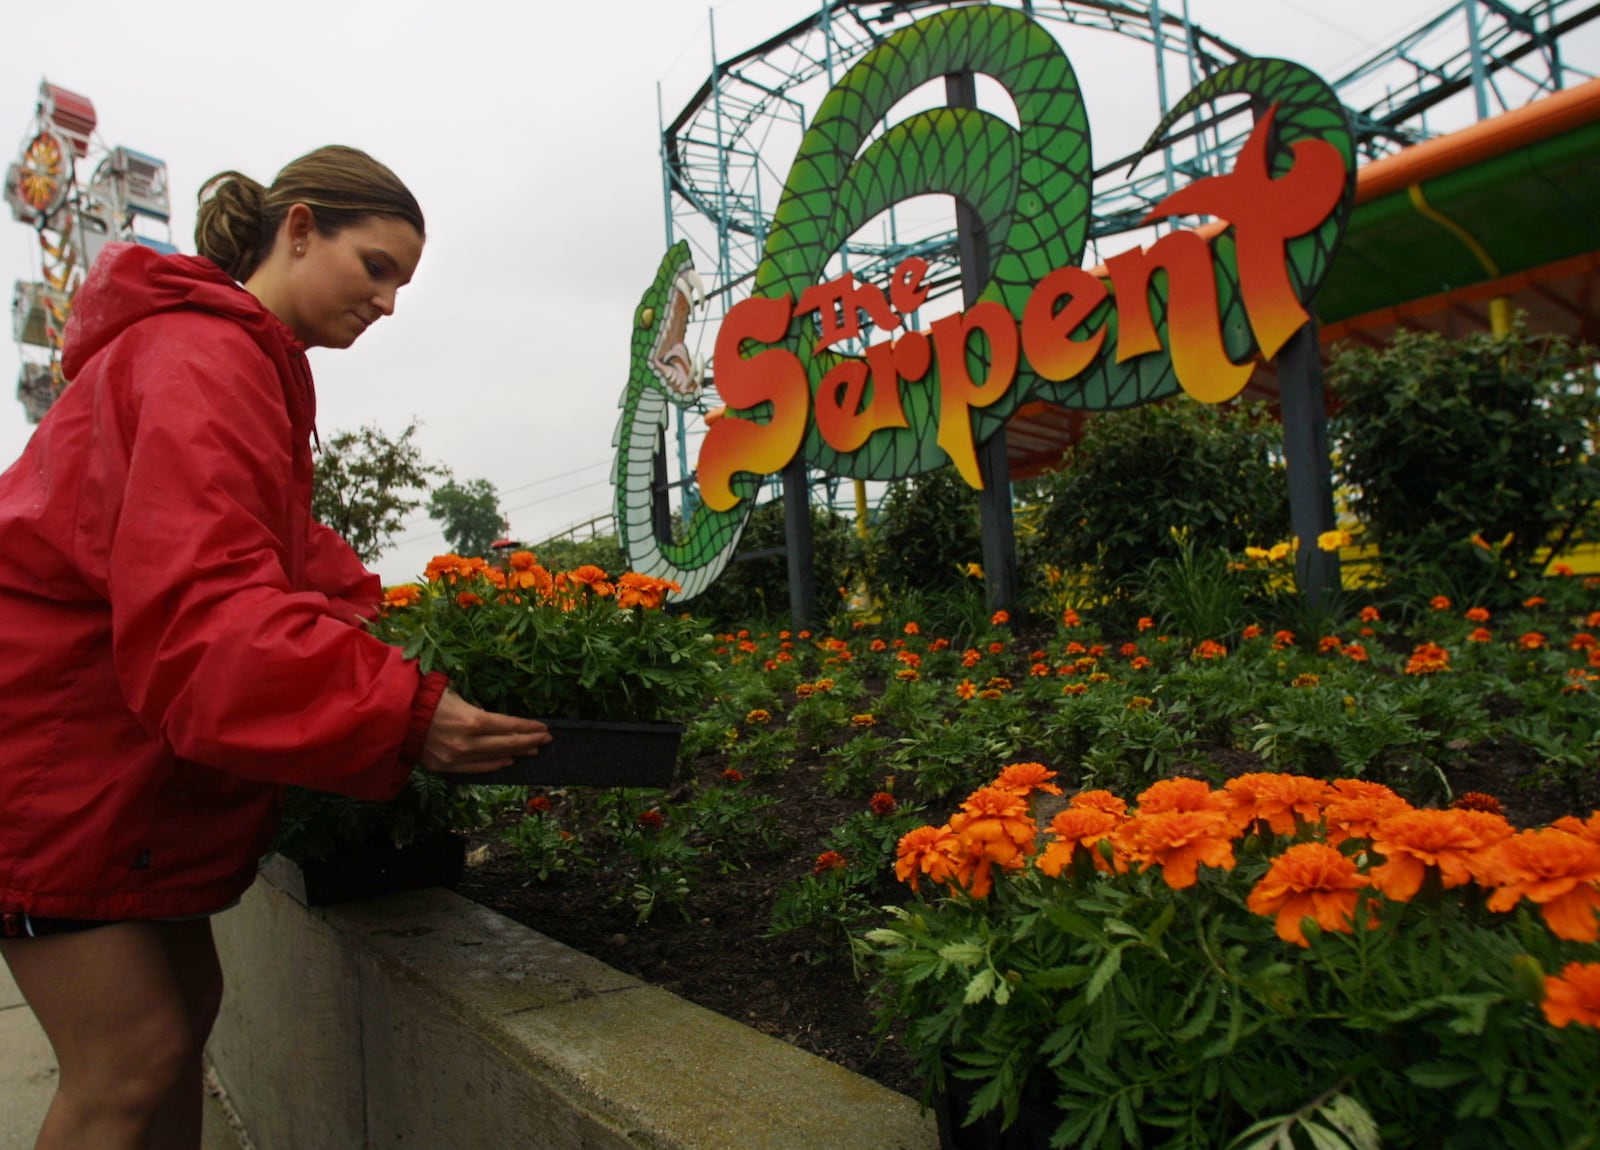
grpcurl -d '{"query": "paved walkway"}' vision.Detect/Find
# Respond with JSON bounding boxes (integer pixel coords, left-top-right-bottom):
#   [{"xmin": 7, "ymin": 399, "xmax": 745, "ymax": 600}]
[{"xmin": 0, "ymin": 961, "xmax": 247, "ymax": 1149}]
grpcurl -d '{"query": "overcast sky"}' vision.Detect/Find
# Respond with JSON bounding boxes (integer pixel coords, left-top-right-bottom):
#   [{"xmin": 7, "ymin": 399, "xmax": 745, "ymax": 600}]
[{"xmin": 4, "ymin": 0, "xmax": 1594, "ymax": 584}]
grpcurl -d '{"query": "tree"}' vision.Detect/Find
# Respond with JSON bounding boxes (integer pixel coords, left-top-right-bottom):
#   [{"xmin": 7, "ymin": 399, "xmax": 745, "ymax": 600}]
[
  {"xmin": 313, "ymin": 422, "xmax": 449, "ymax": 564},
  {"xmin": 427, "ymin": 478, "xmax": 506, "ymax": 559}
]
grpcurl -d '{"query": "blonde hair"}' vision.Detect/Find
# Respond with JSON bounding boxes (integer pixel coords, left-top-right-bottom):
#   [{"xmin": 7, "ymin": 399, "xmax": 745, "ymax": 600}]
[{"xmin": 194, "ymin": 144, "xmax": 424, "ymax": 281}]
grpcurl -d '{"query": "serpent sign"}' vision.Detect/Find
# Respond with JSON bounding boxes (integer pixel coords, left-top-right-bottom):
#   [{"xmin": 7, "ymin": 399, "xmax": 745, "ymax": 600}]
[{"xmin": 615, "ymin": 5, "xmax": 1355, "ymax": 600}]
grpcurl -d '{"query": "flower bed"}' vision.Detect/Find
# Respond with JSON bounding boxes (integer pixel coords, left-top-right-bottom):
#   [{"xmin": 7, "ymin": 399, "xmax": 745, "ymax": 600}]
[{"xmin": 440, "ymin": 561, "xmax": 1600, "ymax": 1135}]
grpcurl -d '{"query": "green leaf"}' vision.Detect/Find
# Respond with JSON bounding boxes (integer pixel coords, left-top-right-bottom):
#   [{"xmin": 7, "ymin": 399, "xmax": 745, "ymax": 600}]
[
  {"xmin": 963, "ymin": 967, "xmax": 997, "ymax": 1004},
  {"xmin": 938, "ymin": 942, "xmax": 986, "ymax": 968},
  {"xmin": 1317, "ymin": 1095, "xmax": 1381, "ymax": 1150},
  {"xmin": 1085, "ymin": 946, "xmax": 1123, "ymax": 1004},
  {"xmin": 1300, "ymin": 1120, "xmax": 1356, "ymax": 1150}
]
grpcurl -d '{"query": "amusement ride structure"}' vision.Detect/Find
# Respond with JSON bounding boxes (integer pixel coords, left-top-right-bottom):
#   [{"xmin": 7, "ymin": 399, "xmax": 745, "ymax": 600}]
[
  {"xmin": 6, "ymin": 80, "xmax": 174, "ymax": 423},
  {"xmin": 640, "ymin": 0, "xmax": 1600, "ymax": 542}
]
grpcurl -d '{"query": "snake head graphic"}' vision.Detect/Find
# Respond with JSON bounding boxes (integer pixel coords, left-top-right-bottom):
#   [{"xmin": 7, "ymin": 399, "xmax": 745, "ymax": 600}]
[{"xmin": 634, "ymin": 241, "xmax": 708, "ymax": 406}]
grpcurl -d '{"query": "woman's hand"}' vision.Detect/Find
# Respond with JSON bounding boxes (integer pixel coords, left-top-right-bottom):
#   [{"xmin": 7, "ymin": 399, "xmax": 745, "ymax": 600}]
[{"xmin": 418, "ymin": 689, "xmax": 551, "ymax": 775}]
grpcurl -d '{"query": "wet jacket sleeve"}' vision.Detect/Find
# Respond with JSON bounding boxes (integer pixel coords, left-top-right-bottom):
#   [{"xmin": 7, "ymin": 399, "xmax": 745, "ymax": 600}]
[
  {"xmin": 304, "ymin": 521, "xmax": 383, "ymax": 624},
  {"xmin": 95, "ymin": 318, "xmax": 431, "ymax": 798}
]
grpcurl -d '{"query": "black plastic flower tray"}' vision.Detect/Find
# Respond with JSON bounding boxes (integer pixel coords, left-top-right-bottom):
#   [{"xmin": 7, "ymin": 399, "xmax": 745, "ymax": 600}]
[{"xmin": 464, "ymin": 718, "xmax": 684, "ymax": 789}]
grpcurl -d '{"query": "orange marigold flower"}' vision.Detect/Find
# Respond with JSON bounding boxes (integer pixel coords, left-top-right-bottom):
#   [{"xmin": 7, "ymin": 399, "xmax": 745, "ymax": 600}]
[
  {"xmin": 813, "ymin": 850, "xmax": 848, "ymax": 876},
  {"xmin": 1037, "ymin": 807, "xmax": 1124, "ymax": 876},
  {"xmin": 382, "ymin": 584, "xmax": 422, "ymax": 609},
  {"xmin": 992, "ymin": 762, "xmax": 1061, "ymax": 798},
  {"xmin": 895, "ymin": 668, "xmax": 920, "ymax": 681},
  {"xmin": 745, "ymin": 709, "xmax": 771, "ymax": 724},
  {"xmin": 1467, "ymin": 628, "xmax": 1493, "ymax": 644},
  {"xmin": 1130, "ymin": 656, "xmax": 1152, "ymax": 670},
  {"xmin": 870, "ymin": 638, "xmax": 888, "ymax": 653},
  {"xmin": 1451, "ymin": 791, "xmax": 1504, "ymax": 815},
  {"xmin": 1368, "ymin": 809, "xmax": 1512, "ymax": 900},
  {"xmin": 1405, "ymin": 642, "xmax": 1452, "ymax": 675},
  {"xmin": 722, "ymin": 768, "xmax": 745, "ymax": 783},
  {"xmin": 1553, "ymin": 563, "xmax": 1576, "ymax": 578},
  {"xmin": 1119, "ymin": 642, "xmax": 1139, "ymax": 657},
  {"xmin": 987, "ymin": 677, "xmax": 1012, "ymax": 691},
  {"xmin": 1292, "ymin": 672, "xmax": 1321, "ymax": 688},
  {"xmin": 1064, "ymin": 609, "xmax": 1083, "ymax": 628},
  {"xmin": 1064, "ymin": 641, "xmax": 1087, "ymax": 655},
  {"xmin": 1071, "ymin": 789, "xmax": 1129, "ymax": 818},
  {"xmin": 1061, "ymin": 682, "xmax": 1087, "ymax": 695},
  {"xmin": 1524, "ymin": 595, "xmax": 1546, "ymax": 609},
  {"xmin": 991, "ymin": 610, "xmax": 1010, "ymax": 626},
  {"xmin": 455, "ymin": 591, "xmax": 484, "ymax": 607},
  {"xmin": 1588, "ymin": 611, "xmax": 1600, "ymax": 629},
  {"xmin": 615, "ymin": 571, "xmax": 678, "ymax": 608},
  {"xmin": 1344, "ymin": 643, "xmax": 1370, "ymax": 662},
  {"xmin": 955, "ymin": 679, "xmax": 977, "ymax": 700},
  {"xmin": 1223, "ymin": 773, "xmax": 1331, "ymax": 836},
  {"xmin": 930, "ymin": 637, "xmax": 950, "ymax": 652},
  {"xmin": 1321, "ymin": 779, "xmax": 1413, "ymax": 845},
  {"xmin": 1241, "ymin": 623, "xmax": 1263, "ymax": 640},
  {"xmin": 949, "ymin": 786, "xmax": 1038, "ymax": 882},
  {"xmin": 869, "ymin": 792, "xmax": 898, "ymax": 816},
  {"xmin": 567, "ymin": 565, "xmax": 615, "ymax": 597},
  {"xmin": 987, "ymin": 641, "xmax": 1006, "ymax": 655},
  {"xmin": 1553, "ymin": 811, "xmax": 1600, "ymax": 846},
  {"xmin": 1272, "ymin": 630, "xmax": 1296, "ymax": 649},
  {"xmin": 895, "ymin": 825, "xmax": 960, "ymax": 892},
  {"xmin": 636, "ymin": 808, "xmax": 665, "ymax": 830},
  {"xmin": 977, "ymin": 689, "xmax": 1004, "ymax": 701},
  {"xmin": 1127, "ymin": 696, "xmax": 1153, "ymax": 710},
  {"xmin": 1247, "ymin": 842, "xmax": 1370, "ymax": 947},
  {"xmin": 1192, "ymin": 639, "xmax": 1228, "ymax": 660},
  {"xmin": 1113, "ymin": 810, "xmax": 1236, "ymax": 889},
  {"xmin": 1318, "ymin": 636, "xmax": 1343, "ymax": 654},
  {"xmin": 1136, "ymin": 777, "xmax": 1222, "ymax": 815},
  {"xmin": 896, "ymin": 650, "xmax": 921, "ymax": 667},
  {"xmin": 851, "ymin": 713, "xmax": 877, "ymax": 727},
  {"xmin": 1136, "ymin": 616, "xmax": 1154, "ymax": 631},
  {"xmin": 1029, "ymin": 662, "xmax": 1050, "ymax": 677},
  {"xmin": 1359, "ymin": 606, "xmax": 1381, "ymax": 623},
  {"xmin": 1543, "ymin": 962, "xmax": 1600, "ymax": 1028},
  {"xmin": 1429, "ymin": 595, "xmax": 1452, "ymax": 611},
  {"xmin": 526, "ymin": 795, "xmax": 552, "ymax": 814},
  {"xmin": 1464, "ymin": 607, "xmax": 1491, "ymax": 623},
  {"xmin": 903, "ymin": 621, "xmax": 920, "ymax": 635},
  {"xmin": 1571, "ymin": 633, "xmax": 1597, "ymax": 650},
  {"xmin": 1518, "ymin": 631, "xmax": 1546, "ymax": 650},
  {"xmin": 1478, "ymin": 828, "xmax": 1600, "ymax": 942}
]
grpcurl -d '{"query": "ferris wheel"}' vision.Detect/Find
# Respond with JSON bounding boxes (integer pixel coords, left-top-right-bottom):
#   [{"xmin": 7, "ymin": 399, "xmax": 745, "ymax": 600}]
[{"xmin": 6, "ymin": 79, "xmax": 174, "ymax": 423}]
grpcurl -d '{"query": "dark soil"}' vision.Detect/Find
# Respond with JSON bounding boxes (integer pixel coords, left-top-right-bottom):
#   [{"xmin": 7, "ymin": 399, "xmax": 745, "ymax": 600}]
[
  {"xmin": 454, "ymin": 746, "xmax": 927, "ymax": 1096},
  {"xmin": 451, "ymin": 730, "xmax": 1592, "ymax": 1102}
]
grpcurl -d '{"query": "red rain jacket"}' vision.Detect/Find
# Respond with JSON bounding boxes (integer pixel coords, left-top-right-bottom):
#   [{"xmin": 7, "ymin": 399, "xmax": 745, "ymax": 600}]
[{"xmin": 0, "ymin": 244, "xmax": 445, "ymax": 920}]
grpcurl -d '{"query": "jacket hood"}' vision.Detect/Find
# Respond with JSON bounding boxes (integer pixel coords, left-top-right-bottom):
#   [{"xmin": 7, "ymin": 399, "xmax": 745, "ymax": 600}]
[{"xmin": 61, "ymin": 243, "xmax": 316, "ymax": 432}]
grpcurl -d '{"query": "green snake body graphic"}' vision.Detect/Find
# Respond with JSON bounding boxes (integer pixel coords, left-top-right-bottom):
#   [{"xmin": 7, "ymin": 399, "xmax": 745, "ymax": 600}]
[{"xmin": 617, "ymin": 5, "xmax": 1355, "ymax": 599}]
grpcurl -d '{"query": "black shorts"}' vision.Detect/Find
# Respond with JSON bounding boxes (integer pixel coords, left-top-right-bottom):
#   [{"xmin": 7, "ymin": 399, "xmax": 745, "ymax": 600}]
[
  {"xmin": 2, "ymin": 913, "xmax": 119, "ymax": 938},
  {"xmin": 2, "ymin": 901, "xmax": 237, "ymax": 939}
]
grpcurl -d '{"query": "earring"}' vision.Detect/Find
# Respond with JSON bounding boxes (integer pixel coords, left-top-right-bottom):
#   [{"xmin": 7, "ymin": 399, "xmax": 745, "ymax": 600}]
[{"xmin": 294, "ymin": 246, "xmax": 304, "ymax": 255}]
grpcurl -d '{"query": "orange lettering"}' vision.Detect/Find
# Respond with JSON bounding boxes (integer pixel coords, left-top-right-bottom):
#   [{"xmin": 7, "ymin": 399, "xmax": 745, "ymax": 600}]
[{"xmin": 698, "ymin": 295, "xmax": 810, "ymax": 511}]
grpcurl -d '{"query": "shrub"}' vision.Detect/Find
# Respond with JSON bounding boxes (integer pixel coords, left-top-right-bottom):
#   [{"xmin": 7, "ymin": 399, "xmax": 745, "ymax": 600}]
[
  {"xmin": 681, "ymin": 498, "xmax": 858, "ymax": 626},
  {"xmin": 1329, "ymin": 322, "xmax": 1600, "ymax": 606},
  {"xmin": 1023, "ymin": 399, "xmax": 1290, "ymax": 618}
]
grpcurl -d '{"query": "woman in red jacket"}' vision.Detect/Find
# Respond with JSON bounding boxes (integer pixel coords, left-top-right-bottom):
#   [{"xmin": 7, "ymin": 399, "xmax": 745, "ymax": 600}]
[{"xmin": 0, "ymin": 145, "xmax": 551, "ymax": 1150}]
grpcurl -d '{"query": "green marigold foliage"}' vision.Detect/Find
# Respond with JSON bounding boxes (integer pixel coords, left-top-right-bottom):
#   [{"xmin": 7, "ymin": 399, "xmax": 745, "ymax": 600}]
[
  {"xmin": 1329, "ymin": 323, "xmax": 1600, "ymax": 604},
  {"xmin": 1024, "ymin": 400, "xmax": 1290, "ymax": 612}
]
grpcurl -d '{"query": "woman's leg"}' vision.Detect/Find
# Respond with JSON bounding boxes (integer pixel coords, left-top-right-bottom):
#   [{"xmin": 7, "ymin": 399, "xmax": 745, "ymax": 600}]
[{"xmin": 0, "ymin": 918, "xmax": 224, "ymax": 1150}]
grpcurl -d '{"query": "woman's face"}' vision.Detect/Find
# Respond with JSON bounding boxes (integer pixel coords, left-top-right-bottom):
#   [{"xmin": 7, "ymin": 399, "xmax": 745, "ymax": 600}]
[{"xmin": 283, "ymin": 214, "xmax": 424, "ymax": 349}]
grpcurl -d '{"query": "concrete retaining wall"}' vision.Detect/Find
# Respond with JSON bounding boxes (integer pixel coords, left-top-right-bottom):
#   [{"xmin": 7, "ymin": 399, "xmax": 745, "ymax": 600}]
[{"xmin": 208, "ymin": 866, "xmax": 938, "ymax": 1150}]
